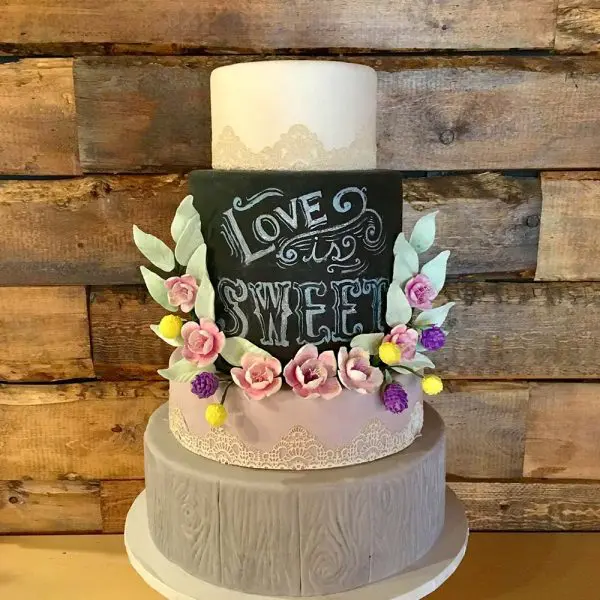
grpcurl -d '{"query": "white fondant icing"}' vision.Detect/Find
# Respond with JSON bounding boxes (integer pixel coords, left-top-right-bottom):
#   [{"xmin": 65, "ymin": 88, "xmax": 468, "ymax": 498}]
[{"xmin": 210, "ymin": 61, "xmax": 377, "ymax": 170}]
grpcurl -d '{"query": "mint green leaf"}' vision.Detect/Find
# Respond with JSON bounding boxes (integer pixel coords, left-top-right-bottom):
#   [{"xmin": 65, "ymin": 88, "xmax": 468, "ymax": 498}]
[
  {"xmin": 350, "ymin": 332, "xmax": 385, "ymax": 355},
  {"xmin": 158, "ymin": 358, "xmax": 214, "ymax": 382},
  {"xmin": 400, "ymin": 352, "xmax": 435, "ymax": 370},
  {"xmin": 386, "ymin": 281, "xmax": 413, "ymax": 327},
  {"xmin": 391, "ymin": 366, "xmax": 414, "ymax": 376},
  {"xmin": 186, "ymin": 244, "xmax": 207, "ymax": 282},
  {"xmin": 384, "ymin": 369, "xmax": 394, "ymax": 384},
  {"xmin": 171, "ymin": 195, "xmax": 197, "ymax": 243},
  {"xmin": 194, "ymin": 273, "xmax": 215, "ymax": 320},
  {"xmin": 150, "ymin": 324, "xmax": 183, "ymax": 347},
  {"xmin": 175, "ymin": 214, "xmax": 204, "ymax": 266},
  {"xmin": 409, "ymin": 211, "xmax": 438, "ymax": 254},
  {"xmin": 414, "ymin": 302, "xmax": 455, "ymax": 328},
  {"xmin": 133, "ymin": 225, "xmax": 175, "ymax": 272},
  {"xmin": 392, "ymin": 233, "xmax": 419, "ymax": 285},
  {"xmin": 158, "ymin": 359, "xmax": 198, "ymax": 382},
  {"xmin": 420, "ymin": 250, "xmax": 450, "ymax": 293},
  {"xmin": 221, "ymin": 337, "xmax": 271, "ymax": 367},
  {"xmin": 140, "ymin": 266, "xmax": 176, "ymax": 312}
]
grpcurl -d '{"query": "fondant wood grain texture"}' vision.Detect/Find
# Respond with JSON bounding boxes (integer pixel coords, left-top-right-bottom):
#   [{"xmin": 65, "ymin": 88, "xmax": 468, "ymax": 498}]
[
  {"xmin": 220, "ymin": 484, "xmax": 300, "ymax": 594},
  {"xmin": 90, "ymin": 282, "xmax": 600, "ymax": 380},
  {"xmin": 0, "ymin": 59, "xmax": 80, "ymax": 175},
  {"xmin": 0, "ymin": 173, "xmax": 539, "ymax": 286},
  {"xmin": 144, "ymin": 404, "xmax": 446, "ymax": 596},
  {"xmin": 0, "ymin": 0, "xmax": 556, "ymax": 52}
]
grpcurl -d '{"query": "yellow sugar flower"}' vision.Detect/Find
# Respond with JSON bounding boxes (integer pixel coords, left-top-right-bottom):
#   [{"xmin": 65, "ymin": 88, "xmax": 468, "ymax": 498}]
[
  {"xmin": 158, "ymin": 315, "xmax": 183, "ymax": 339},
  {"xmin": 205, "ymin": 403, "xmax": 227, "ymax": 427},
  {"xmin": 379, "ymin": 342, "xmax": 402, "ymax": 365},
  {"xmin": 422, "ymin": 374, "xmax": 443, "ymax": 395}
]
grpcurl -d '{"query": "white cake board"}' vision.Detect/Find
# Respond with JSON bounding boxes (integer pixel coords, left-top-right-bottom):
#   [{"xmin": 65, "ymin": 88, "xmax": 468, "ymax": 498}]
[{"xmin": 125, "ymin": 487, "xmax": 468, "ymax": 600}]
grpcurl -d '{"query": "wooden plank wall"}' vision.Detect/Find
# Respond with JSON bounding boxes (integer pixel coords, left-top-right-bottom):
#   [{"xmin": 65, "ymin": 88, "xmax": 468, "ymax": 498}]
[{"xmin": 0, "ymin": 0, "xmax": 599, "ymax": 534}]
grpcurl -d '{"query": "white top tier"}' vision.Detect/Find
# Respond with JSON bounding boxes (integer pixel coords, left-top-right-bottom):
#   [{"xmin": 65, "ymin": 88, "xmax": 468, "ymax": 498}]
[{"xmin": 210, "ymin": 60, "xmax": 377, "ymax": 171}]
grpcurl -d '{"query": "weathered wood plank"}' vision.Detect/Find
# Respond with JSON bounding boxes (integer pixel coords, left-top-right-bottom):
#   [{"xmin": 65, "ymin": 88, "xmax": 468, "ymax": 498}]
[
  {"xmin": 0, "ymin": 287, "xmax": 93, "ymax": 382},
  {"xmin": 0, "ymin": 382, "xmax": 166, "ymax": 480},
  {"xmin": 536, "ymin": 172, "xmax": 600, "ymax": 281},
  {"xmin": 90, "ymin": 287, "xmax": 171, "ymax": 380},
  {"xmin": 449, "ymin": 481, "xmax": 600, "ymax": 531},
  {"xmin": 0, "ymin": 175, "xmax": 186, "ymax": 285},
  {"xmin": 556, "ymin": 0, "xmax": 600, "ymax": 54},
  {"xmin": 91, "ymin": 282, "xmax": 600, "ymax": 380},
  {"xmin": 436, "ymin": 282, "xmax": 600, "ymax": 379},
  {"xmin": 0, "ymin": 0, "xmax": 556, "ymax": 52},
  {"xmin": 74, "ymin": 57, "xmax": 218, "ymax": 173},
  {"xmin": 524, "ymin": 383, "xmax": 600, "ymax": 480},
  {"xmin": 100, "ymin": 479, "xmax": 144, "ymax": 534},
  {"xmin": 0, "ymin": 480, "xmax": 101, "ymax": 534},
  {"xmin": 0, "ymin": 59, "xmax": 79, "ymax": 175},
  {"xmin": 0, "ymin": 172, "xmax": 539, "ymax": 285},
  {"xmin": 429, "ymin": 382, "xmax": 528, "ymax": 479},
  {"xmin": 376, "ymin": 57, "xmax": 600, "ymax": 170},
  {"xmin": 404, "ymin": 173, "xmax": 540, "ymax": 279},
  {"xmin": 74, "ymin": 57, "xmax": 600, "ymax": 172}
]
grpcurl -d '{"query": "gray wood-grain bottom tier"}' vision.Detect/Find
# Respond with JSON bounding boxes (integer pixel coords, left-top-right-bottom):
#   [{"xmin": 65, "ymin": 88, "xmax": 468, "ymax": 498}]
[{"xmin": 144, "ymin": 403, "xmax": 446, "ymax": 597}]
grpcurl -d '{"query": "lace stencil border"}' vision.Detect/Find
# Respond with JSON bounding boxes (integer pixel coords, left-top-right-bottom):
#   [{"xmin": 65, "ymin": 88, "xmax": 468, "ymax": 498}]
[
  {"xmin": 212, "ymin": 124, "xmax": 376, "ymax": 171},
  {"xmin": 169, "ymin": 402, "xmax": 424, "ymax": 470}
]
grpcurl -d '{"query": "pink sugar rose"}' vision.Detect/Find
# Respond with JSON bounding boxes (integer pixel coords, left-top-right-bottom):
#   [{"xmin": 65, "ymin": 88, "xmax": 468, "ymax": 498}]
[
  {"xmin": 337, "ymin": 347, "xmax": 383, "ymax": 394},
  {"xmin": 382, "ymin": 325, "xmax": 418, "ymax": 360},
  {"xmin": 165, "ymin": 275, "xmax": 198, "ymax": 313},
  {"xmin": 231, "ymin": 353, "xmax": 282, "ymax": 400},
  {"xmin": 181, "ymin": 319, "xmax": 225, "ymax": 367},
  {"xmin": 404, "ymin": 274, "xmax": 438, "ymax": 310},
  {"xmin": 283, "ymin": 345, "xmax": 342, "ymax": 400}
]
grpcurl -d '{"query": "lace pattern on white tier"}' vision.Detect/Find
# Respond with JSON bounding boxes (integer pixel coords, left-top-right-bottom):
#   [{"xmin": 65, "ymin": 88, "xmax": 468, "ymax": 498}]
[
  {"xmin": 212, "ymin": 124, "xmax": 376, "ymax": 171},
  {"xmin": 169, "ymin": 401, "xmax": 424, "ymax": 470}
]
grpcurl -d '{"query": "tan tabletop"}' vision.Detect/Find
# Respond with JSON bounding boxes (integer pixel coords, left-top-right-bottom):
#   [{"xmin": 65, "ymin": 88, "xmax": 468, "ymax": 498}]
[{"xmin": 0, "ymin": 533, "xmax": 598, "ymax": 600}]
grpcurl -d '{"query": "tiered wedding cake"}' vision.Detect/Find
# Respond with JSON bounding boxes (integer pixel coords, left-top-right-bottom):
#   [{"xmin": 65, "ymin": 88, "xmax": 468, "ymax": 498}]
[{"xmin": 134, "ymin": 60, "xmax": 455, "ymax": 597}]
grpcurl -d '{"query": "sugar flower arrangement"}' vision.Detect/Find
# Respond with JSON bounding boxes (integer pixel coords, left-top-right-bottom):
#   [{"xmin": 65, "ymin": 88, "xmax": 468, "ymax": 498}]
[{"xmin": 133, "ymin": 197, "xmax": 453, "ymax": 427}]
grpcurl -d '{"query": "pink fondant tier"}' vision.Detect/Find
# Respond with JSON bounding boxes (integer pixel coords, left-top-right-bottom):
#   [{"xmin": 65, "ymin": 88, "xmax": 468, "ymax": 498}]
[{"xmin": 169, "ymin": 374, "xmax": 423, "ymax": 470}]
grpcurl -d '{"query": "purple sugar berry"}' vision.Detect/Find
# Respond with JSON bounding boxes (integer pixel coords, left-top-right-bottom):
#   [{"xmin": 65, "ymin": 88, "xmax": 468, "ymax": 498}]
[
  {"xmin": 383, "ymin": 383, "xmax": 409, "ymax": 414},
  {"xmin": 191, "ymin": 372, "xmax": 220, "ymax": 399},
  {"xmin": 420, "ymin": 326, "xmax": 446, "ymax": 351}
]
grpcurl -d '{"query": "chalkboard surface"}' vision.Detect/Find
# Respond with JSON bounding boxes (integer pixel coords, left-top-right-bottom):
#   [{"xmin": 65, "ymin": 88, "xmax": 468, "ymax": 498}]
[{"xmin": 190, "ymin": 170, "xmax": 403, "ymax": 362}]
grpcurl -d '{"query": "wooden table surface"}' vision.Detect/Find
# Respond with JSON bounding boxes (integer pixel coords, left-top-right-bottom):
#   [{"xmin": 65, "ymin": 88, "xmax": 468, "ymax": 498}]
[{"xmin": 0, "ymin": 533, "xmax": 598, "ymax": 600}]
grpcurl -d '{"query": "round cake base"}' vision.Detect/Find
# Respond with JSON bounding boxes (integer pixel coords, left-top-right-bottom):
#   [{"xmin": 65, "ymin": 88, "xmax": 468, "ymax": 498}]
[{"xmin": 125, "ymin": 488, "xmax": 468, "ymax": 600}]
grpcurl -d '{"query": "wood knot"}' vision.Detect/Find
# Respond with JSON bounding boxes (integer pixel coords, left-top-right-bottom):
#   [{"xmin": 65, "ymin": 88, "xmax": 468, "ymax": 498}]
[
  {"xmin": 439, "ymin": 130, "xmax": 455, "ymax": 145},
  {"xmin": 111, "ymin": 424, "xmax": 123, "ymax": 433},
  {"xmin": 8, "ymin": 496, "xmax": 19, "ymax": 504},
  {"xmin": 526, "ymin": 215, "xmax": 540, "ymax": 228}
]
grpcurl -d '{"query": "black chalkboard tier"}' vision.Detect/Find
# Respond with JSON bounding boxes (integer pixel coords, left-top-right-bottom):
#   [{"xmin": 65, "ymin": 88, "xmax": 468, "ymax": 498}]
[{"xmin": 190, "ymin": 170, "xmax": 403, "ymax": 362}]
